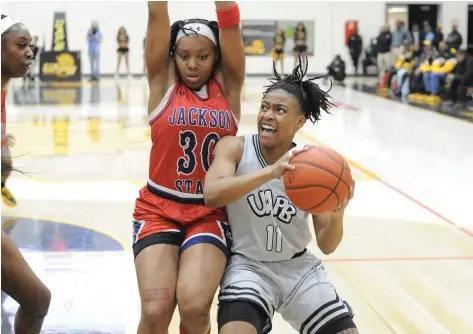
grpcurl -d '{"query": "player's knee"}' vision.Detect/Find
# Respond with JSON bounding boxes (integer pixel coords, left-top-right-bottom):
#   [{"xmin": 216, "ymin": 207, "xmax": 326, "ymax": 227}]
[
  {"xmin": 140, "ymin": 300, "xmax": 175, "ymax": 331},
  {"xmin": 177, "ymin": 292, "xmax": 212, "ymax": 323},
  {"xmin": 22, "ymin": 284, "xmax": 51, "ymax": 317}
]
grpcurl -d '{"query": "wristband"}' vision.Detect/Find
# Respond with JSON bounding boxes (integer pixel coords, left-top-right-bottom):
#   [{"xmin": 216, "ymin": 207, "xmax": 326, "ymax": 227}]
[{"xmin": 216, "ymin": 4, "xmax": 240, "ymax": 28}]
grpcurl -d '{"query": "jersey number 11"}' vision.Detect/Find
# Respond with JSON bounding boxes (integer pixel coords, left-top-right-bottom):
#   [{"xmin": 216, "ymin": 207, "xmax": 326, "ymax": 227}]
[{"xmin": 266, "ymin": 225, "xmax": 283, "ymax": 252}]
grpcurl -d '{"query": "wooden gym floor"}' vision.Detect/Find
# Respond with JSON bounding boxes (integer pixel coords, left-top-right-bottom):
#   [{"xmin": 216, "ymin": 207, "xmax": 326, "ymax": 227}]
[{"xmin": 1, "ymin": 77, "xmax": 472, "ymax": 333}]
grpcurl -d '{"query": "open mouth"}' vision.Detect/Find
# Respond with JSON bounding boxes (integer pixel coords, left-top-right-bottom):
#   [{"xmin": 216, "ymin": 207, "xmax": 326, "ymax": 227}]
[{"xmin": 260, "ymin": 123, "xmax": 277, "ymax": 135}]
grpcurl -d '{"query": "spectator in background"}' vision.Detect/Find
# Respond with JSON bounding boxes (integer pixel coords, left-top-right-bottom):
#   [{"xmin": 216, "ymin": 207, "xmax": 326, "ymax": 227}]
[
  {"xmin": 87, "ymin": 20, "xmax": 102, "ymax": 82},
  {"xmin": 446, "ymin": 24, "xmax": 462, "ymax": 51},
  {"xmin": 116, "ymin": 27, "xmax": 130, "ymax": 79},
  {"xmin": 391, "ymin": 20, "xmax": 407, "ymax": 59},
  {"xmin": 393, "ymin": 43, "xmax": 417, "ymax": 101},
  {"xmin": 420, "ymin": 21, "xmax": 434, "ymax": 45},
  {"xmin": 444, "ymin": 49, "xmax": 473, "ymax": 109},
  {"xmin": 362, "ymin": 37, "xmax": 378, "ymax": 76},
  {"xmin": 326, "ymin": 54, "xmax": 346, "ymax": 83},
  {"xmin": 293, "ymin": 22, "xmax": 307, "ymax": 68},
  {"xmin": 411, "ymin": 24, "xmax": 421, "ymax": 51},
  {"xmin": 433, "ymin": 24, "xmax": 444, "ymax": 50},
  {"xmin": 422, "ymin": 42, "xmax": 457, "ymax": 105},
  {"xmin": 376, "ymin": 24, "xmax": 392, "ymax": 83},
  {"xmin": 347, "ymin": 28, "xmax": 362, "ymax": 76},
  {"xmin": 272, "ymin": 28, "xmax": 286, "ymax": 75}
]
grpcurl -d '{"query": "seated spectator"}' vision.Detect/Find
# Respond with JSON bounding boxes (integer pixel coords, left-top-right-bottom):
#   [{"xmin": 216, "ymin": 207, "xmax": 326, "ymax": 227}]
[
  {"xmin": 392, "ymin": 44, "xmax": 418, "ymax": 100},
  {"xmin": 423, "ymin": 42, "xmax": 457, "ymax": 104},
  {"xmin": 408, "ymin": 43, "xmax": 436, "ymax": 100},
  {"xmin": 443, "ymin": 49, "xmax": 473, "ymax": 110},
  {"xmin": 362, "ymin": 37, "xmax": 378, "ymax": 75},
  {"xmin": 326, "ymin": 55, "xmax": 346, "ymax": 83}
]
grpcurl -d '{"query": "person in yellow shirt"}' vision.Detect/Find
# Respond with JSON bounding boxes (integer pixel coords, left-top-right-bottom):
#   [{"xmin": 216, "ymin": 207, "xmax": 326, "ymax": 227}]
[
  {"xmin": 424, "ymin": 43, "xmax": 457, "ymax": 104},
  {"xmin": 393, "ymin": 44, "xmax": 417, "ymax": 100}
]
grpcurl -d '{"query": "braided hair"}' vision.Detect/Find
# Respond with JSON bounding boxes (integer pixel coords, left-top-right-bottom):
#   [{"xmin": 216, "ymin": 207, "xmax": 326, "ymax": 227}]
[
  {"xmin": 263, "ymin": 56, "xmax": 334, "ymax": 124},
  {"xmin": 169, "ymin": 18, "xmax": 221, "ymax": 70}
]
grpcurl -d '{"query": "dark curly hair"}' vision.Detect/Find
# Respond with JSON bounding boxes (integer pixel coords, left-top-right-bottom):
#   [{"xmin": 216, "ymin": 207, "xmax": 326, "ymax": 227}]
[
  {"xmin": 169, "ymin": 18, "xmax": 221, "ymax": 71},
  {"xmin": 263, "ymin": 56, "xmax": 334, "ymax": 124}
]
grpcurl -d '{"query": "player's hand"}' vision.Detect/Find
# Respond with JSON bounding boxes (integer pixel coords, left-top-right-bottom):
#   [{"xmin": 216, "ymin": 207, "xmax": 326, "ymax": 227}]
[
  {"xmin": 4, "ymin": 134, "xmax": 16, "ymax": 148},
  {"xmin": 333, "ymin": 179, "xmax": 355, "ymax": 213},
  {"xmin": 269, "ymin": 144, "xmax": 315, "ymax": 179}
]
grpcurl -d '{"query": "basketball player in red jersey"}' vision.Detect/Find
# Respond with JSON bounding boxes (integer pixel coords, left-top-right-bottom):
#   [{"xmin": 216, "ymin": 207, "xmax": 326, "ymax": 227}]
[
  {"xmin": 1, "ymin": 14, "xmax": 51, "ymax": 333},
  {"xmin": 133, "ymin": 2, "xmax": 245, "ymax": 334}
]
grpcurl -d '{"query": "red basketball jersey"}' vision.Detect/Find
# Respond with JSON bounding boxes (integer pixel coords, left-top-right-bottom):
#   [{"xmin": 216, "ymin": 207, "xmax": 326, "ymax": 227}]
[
  {"xmin": 1, "ymin": 90, "xmax": 6, "ymax": 150},
  {"xmin": 146, "ymin": 78, "xmax": 238, "ymax": 208}
]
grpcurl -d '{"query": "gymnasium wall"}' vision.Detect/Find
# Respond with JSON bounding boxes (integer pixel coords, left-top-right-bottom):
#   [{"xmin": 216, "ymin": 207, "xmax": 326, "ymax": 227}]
[{"xmin": 2, "ymin": 1, "xmax": 469, "ymax": 76}]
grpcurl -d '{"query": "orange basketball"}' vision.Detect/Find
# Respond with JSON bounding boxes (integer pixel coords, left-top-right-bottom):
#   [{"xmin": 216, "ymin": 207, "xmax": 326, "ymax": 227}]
[{"xmin": 283, "ymin": 146, "xmax": 353, "ymax": 214}]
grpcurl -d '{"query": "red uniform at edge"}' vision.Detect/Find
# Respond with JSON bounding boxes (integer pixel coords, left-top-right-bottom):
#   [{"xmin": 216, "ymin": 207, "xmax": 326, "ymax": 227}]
[
  {"xmin": 1, "ymin": 91, "xmax": 6, "ymax": 150},
  {"xmin": 133, "ymin": 78, "xmax": 238, "ymax": 253}
]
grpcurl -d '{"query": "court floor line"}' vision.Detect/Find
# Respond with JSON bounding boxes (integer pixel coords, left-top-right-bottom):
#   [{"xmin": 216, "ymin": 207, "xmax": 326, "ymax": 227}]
[{"xmin": 297, "ymin": 130, "xmax": 473, "ymax": 239}]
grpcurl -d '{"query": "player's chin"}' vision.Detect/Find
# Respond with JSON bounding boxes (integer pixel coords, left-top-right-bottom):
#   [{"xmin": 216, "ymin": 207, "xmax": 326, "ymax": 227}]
[
  {"xmin": 15, "ymin": 66, "xmax": 29, "ymax": 78},
  {"xmin": 258, "ymin": 130, "xmax": 278, "ymax": 147}
]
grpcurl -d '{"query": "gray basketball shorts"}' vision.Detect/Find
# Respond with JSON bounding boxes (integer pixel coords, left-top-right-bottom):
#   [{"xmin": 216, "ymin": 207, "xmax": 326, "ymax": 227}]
[{"xmin": 218, "ymin": 251, "xmax": 353, "ymax": 334}]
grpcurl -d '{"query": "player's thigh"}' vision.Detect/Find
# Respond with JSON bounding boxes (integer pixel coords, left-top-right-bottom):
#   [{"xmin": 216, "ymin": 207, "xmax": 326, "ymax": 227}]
[
  {"xmin": 218, "ymin": 255, "xmax": 277, "ymax": 334},
  {"xmin": 280, "ymin": 264, "xmax": 354, "ymax": 334},
  {"xmin": 1, "ymin": 231, "xmax": 51, "ymax": 314},
  {"xmin": 133, "ymin": 217, "xmax": 183, "ymax": 322},
  {"xmin": 176, "ymin": 213, "xmax": 231, "ymax": 312}
]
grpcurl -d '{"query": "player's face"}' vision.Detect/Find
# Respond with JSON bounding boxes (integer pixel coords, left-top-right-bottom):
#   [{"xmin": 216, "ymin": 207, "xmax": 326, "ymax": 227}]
[
  {"xmin": 257, "ymin": 89, "xmax": 305, "ymax": 148},
  {"xmin": 174, "ymin": 35, "xmax": 216, "ymax": 90},
  {"xmin": 1, "ymin": 25, "xmax": 33, "ymax": 79}
]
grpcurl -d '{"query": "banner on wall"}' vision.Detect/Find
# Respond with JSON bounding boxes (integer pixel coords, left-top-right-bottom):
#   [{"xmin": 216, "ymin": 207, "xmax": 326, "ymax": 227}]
[
  {"xmin": 241, "ymin": 20, "xmax": 315, "ymax": 56},
  {"xmin": 39, "ymin": 51, "xmax": 81, "ymax": 82},
  {"xmin": 51, "ymin": 11, "xmax": 69, "ymax": 52},
  {"xmin": 40, "ymin": 11, "xmax": 81, "ymax": 82}
]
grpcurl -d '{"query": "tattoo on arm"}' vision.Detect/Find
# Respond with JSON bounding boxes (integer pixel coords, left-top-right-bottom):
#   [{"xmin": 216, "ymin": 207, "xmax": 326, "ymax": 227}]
[
  {"xmin": 142, "ymin": 288, "xmax": 171, "ymax": 302},
  {"xmin": 337, "ymin": 328, "xmax": 359, "ymax": 334}
]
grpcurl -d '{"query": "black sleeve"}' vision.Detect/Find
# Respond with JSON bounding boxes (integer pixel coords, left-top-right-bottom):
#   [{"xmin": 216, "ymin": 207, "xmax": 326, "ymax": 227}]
[{"xmin": 459, "ymin": 58, "xmax": 473, "ymax": 84}]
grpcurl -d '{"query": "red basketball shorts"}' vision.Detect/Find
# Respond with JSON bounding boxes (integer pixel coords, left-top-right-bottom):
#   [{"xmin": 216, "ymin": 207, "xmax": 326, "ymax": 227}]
[{"xmin": 132, "ymin": 186, "xmax": 232, "ymax": 259}]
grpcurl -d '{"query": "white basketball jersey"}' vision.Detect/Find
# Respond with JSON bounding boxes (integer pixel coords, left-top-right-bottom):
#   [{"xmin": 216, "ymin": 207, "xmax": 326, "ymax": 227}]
[{"xmin": 227, "ymin": 134, "xmax": 312, "ymax": 262}]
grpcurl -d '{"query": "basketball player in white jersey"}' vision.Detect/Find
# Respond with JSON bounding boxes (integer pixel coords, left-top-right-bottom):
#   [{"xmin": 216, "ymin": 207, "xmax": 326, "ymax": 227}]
[{"xmin": 203, "ymin": 59, "xmax": 358, "ymax": 334}]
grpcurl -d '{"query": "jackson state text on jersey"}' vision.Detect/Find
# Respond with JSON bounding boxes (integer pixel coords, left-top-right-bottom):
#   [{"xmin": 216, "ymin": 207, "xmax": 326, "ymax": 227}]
[{"xmin": 147, "ymin": 79, "xmax": 238, "ymax": 204}]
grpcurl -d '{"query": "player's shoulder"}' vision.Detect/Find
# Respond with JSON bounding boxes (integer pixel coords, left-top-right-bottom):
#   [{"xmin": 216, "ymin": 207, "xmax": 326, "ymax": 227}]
[
  {"xmin": 214, "ymin": 135, "xmax": 245, "ymax": 159},
  {"xmin": 216, "ymin": 135, "xmax": 244, "ymax": 150}
]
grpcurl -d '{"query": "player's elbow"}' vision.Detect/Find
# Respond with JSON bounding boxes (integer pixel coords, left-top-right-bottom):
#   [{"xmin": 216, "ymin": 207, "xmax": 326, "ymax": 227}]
[
  {"xmin": 316, "ymin": 236, "xmax": 342, "ymax": 255},
  {"xmin": 203, "ymin": 184, "xmax": 221, "ymax": 208},
  {"xmin": 318, "ymin": 243, "xmax": 337, "ymax": 255}
]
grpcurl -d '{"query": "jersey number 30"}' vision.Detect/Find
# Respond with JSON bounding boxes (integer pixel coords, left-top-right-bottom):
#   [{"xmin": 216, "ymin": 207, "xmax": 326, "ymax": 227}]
[{"xmin": 178, "ymin": 130, "xmax": 220, "ymax": 175}]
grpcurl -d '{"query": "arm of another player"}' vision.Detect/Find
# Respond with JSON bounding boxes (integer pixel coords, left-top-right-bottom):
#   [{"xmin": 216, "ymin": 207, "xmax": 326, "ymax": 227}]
[
  {"xmin": 204, "ymin": 141, "xmax": 311, "ymax": 208},
  {"xmin": 214, "ymin": 1, "xmax": 245, "ymax": 120},
  {"xmin": 312, "ymin": 180, "xmax": 355, "ymax": 255}
]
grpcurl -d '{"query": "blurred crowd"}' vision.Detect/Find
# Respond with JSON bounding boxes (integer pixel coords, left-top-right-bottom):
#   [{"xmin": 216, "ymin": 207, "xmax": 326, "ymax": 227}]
[{"xmin": 323, "ymin": 20, "xmax": 471, "ymax": 112}]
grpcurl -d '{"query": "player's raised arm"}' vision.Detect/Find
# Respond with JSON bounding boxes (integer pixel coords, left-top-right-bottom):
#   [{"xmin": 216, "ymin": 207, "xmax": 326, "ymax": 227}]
[
  {"xmin": 214, "ymin": 1, "xmax": 245, "ymax": 119},
  {"xmin": 146, "ymin": 2, "xmax": 172, "ymax": 99}
]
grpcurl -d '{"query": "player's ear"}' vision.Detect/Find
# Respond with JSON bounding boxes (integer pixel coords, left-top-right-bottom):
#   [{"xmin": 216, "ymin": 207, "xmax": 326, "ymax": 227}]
[{"xmin": 296, "ymin": 116, "xmax": 305, "ymax": 130}]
